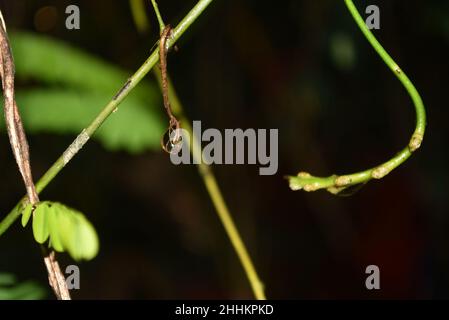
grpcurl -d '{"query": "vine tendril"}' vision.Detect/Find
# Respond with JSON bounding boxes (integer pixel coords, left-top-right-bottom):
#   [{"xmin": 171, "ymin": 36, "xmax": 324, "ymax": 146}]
[
  {"xmin": 288, "ymin": 0, "xmax": 426, "ymax": 194},
  {"xmin": 159, "ymin": 25, "xmax": 182, "ymax": 154}
]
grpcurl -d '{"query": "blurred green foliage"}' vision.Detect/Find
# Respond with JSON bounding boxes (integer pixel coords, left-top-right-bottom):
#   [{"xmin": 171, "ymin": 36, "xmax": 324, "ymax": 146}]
[
  {"xmin": 0, "ymin": 273, "xmax": 46, "ymax": 300},
  {"xmin": 329, "ymin": 32, "xmax": 356, "ymax": 71},
  {"xmin": 0, "ymin": 31, "xmax": 165, "ymax": 153}
]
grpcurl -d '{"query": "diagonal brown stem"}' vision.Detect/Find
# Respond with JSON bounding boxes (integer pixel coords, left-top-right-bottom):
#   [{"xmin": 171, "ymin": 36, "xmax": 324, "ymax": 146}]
[
  {"xmin": 41, "ymin": 247, "xmax": 71, "ymax": 300},
  {"xmin": 0, "ymin": 10, "xmax": 70, "ymax": 300},
  {"xmin": 0, "ymin": 21, "xmax": 38, "ymax": 204}
]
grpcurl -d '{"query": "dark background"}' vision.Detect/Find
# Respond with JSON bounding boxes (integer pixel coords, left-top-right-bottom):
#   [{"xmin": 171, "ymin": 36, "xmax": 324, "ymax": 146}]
[{"xmin": 0, "ymin": 0, "xmax": 448, "ymax": 299}]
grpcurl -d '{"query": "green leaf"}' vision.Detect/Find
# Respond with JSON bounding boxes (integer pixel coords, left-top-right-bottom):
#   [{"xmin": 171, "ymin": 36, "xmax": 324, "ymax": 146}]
[
  {"xmin": 28, "ymin": 201, "xmax": 99, "ymax": 261},
  {"xmin": 69, "ymin": 214, "xmax": 99, "ymax": 261},
  {"xmin": 32, "ymin": 203, "xmax": 49, "ymax": 244},
  {"xmin": 21, "ymin": 204, "xmax": 33, "ymax": 227},
  {"xmin": 49, "ymin": 202, "xmax": 99, "ymax": 261},
  {"xmin": 57, "ymin": 206, "xmax": 76, "ymax": 254},
  {"xmin": 47, "ymin": 207, "xmax": 64, "ymax": 252}
]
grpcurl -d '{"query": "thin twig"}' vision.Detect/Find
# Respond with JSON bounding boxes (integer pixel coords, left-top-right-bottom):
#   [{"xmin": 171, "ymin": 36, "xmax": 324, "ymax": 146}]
[
  {"xmin": 42, "ymin": 247, "xmax": 71, "ymax": 300},
  {"xmin": 0, "ymin": 9, "xmax": 70, "ymax": 300},
  {"xmin": 150, "ymin": 0, "xmax": 166, "ymax": 31},
  {"xmin": 159, "ymin": 26, "xmax": 173, "ymax": 119},
  {"xmin": 159, "ymin": 25, "xmax": 182, "ymax": 153}
]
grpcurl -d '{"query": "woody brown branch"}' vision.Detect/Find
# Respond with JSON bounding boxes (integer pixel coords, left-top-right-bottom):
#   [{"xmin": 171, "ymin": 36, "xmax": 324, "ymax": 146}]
[{"xmin": 0, "ymin": 11, "xmax": 71, "ymax": 300}]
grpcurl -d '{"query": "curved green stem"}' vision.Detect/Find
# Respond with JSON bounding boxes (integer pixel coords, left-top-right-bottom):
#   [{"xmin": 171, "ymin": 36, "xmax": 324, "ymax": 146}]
[
  {"xmin": 288, "ymin": 0, "xmax": 426, "ymax": 194},
  {"xmin": 0, "ymin": 0, "xmax": 214, "ymax": 235}
]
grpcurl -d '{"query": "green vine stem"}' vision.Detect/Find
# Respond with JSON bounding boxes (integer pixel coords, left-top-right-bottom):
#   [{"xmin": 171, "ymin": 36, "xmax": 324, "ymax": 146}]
[
  {"xmin": 0, "ymin": 0, "xmax": 214, "ymax": 234},
  {"xmin": 148, "ymin": 0, "xmax": 265, "ymax": 300},
  {"xmin": 288, "ymin": 0, "xmax": 426, "ymax": 194},
  {"xmin": 153, "ymin": 70, "xmax": 266, "ymax": 300},
  {"xmin": 150, "ymin": 0, "xmax": 166, "ymax": 32}
]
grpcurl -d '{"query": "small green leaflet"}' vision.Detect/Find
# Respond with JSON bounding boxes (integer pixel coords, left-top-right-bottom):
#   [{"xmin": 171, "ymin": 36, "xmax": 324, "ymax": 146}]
[
  {"xmin": 32, "ymin": 204, "xmax": 49, "ymax": 244},
  {"xmin": 21, "ymin": 204, "xmax": 33, "ymax": 227},
  {"xmin": 23, "ymin": 201, "xmax": 99, "ymax": 261}
]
